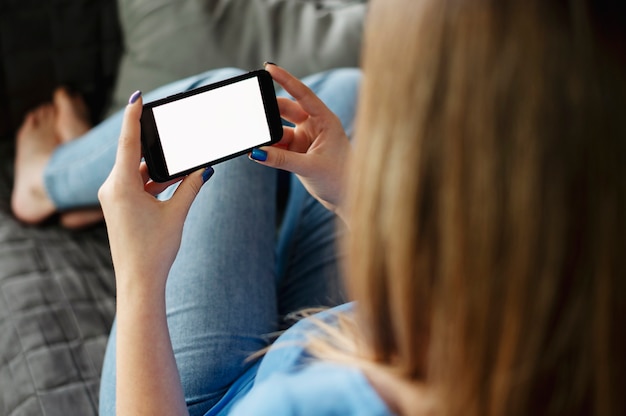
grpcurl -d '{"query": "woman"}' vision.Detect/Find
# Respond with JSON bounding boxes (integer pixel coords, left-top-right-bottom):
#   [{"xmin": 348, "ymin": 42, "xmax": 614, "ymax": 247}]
[
  {"xmin": 13, "ymin": 68, "xmax": 360, "ymax": 413},
  {"xmin": 98, "ymin": 0, "xmax": 625, "ymax": 414}
]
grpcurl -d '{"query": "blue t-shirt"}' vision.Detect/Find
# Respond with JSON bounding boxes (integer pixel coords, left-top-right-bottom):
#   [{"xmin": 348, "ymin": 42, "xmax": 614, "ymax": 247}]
[{"xmin": 205, "ymin": 303, "xmax": 391, "ymax": 415}]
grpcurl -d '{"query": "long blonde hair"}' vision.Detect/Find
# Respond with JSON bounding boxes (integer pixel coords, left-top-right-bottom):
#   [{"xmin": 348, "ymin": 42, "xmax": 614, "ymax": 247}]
[{"xmin": 324, "ymin": 0, "xmax": 626, "ymax": 414}]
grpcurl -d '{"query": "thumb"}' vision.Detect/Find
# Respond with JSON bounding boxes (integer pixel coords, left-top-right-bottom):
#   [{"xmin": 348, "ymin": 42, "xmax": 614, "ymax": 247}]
[
  {"xmin": 168, "ymin": 166, "xmax": 214, "ymax": 215},
  {"xmin": 250, "ymin": 146, "xmax": 313, "ymax": 177},
  {"xmin": 115, "ymin": 91, "xmax": 144, "ymax": 174}
]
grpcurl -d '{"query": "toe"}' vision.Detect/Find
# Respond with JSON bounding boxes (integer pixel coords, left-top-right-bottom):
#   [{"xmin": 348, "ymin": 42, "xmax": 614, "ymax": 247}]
[
  {"xmin": 17, "ymin": 113, "xmax": 36, "ymax": 137},
  {"xmin": 32, "ymin": 104, "xmax": 54, "ymax": 123},
  {"xmin": 54, "ymin": 87, "xmax": 71, "ymax": 112},
  {"xmin": 55, "ymin": 86, "xmax": 88, "ymax": 115}
]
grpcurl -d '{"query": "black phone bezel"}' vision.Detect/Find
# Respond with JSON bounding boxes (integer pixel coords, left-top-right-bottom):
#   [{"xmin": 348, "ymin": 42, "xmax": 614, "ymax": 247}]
[{"xmin": 140, "ymin": 69, "xmax": 283, "ymax": 182}]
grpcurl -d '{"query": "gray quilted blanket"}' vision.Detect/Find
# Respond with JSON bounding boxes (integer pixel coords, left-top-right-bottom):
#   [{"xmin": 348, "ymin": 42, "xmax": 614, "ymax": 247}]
[{"xmin": 0, "ymin": 142, "xmax": 116, "ymax": 415}]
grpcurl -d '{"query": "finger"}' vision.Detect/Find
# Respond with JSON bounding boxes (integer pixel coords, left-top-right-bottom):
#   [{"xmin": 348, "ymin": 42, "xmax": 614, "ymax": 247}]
[
  {"xmin": 140, "ymin": 162, "xmax": 151, "ymax": 184},
  {"xmin": 251, "ymin": 146, "xmax": 313, "ymax": 177},
  {"xmin": 274, "ymin": 127, "xmax": 295, "ymax": 148},
  {"xmin": 145, "ymin": 177, "xmax": 183, "ymax": 197},
  {"xmin": 140, "ymin": 163, "xmax": 186, "ymax": 196},
  {"xmin": 168, "ymin": 167, "xmax": 213, "ymax": 216},
  {"xmin": 281, "ymin": 127, "xmax": 314, "ymax": 153},
  {"xmin": 265, "ymin": 64, "xmax": 330, "ymax": 118},
  {"xmin": 277, "ymin": 97, "xmax": 309, "ymax": 124},
  {"xmin": 268, "ymin": 127, "xmax": 308, "ymax": 154},
  {"xmin": 115, "ymin": 91, "xmax": 143, "ymax": 173}
]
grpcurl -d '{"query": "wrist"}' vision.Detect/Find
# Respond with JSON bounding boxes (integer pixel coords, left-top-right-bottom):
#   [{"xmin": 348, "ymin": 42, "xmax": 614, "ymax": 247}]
[
  {"xmin": 114, "ymin": 267, "xmax": 168, "ymax": 304},
  {"xmin": 116, "ymin": 283, "xmax": 167, "ymax": 327}
]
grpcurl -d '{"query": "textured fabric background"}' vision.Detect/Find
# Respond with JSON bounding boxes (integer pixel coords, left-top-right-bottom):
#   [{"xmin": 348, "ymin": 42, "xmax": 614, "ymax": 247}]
[{"xmin": 0, "ymin": 142, "xmax": 116, "ymax": 415}]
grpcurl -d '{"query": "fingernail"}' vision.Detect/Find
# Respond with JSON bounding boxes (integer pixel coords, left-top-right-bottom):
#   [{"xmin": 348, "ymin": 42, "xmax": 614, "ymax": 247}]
[
  {"xmin": 128, "ymin": 90, "xmax": 142, "ymax": 104},
  {"xmin": 250, "ymin": 148, "xmax": 268, "ymax": 162},
  {"xmin": 202, "ymin": 166, "xmax": 215, "ymax": 183},
  {"xmin": 263, "ymin": 61, "xmax": 277, "ymax": 68}
]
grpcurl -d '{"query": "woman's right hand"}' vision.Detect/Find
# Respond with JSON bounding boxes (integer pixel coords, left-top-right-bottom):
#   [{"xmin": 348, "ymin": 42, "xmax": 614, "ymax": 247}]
[{"xmin": 250, "ymin": 64, "xmax": 351, "ymax": 216}]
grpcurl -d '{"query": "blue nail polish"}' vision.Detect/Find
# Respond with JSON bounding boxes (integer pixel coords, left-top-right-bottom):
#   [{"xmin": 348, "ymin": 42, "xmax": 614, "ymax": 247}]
[
  {"xmin": 202, "ymin": 167, "xmax": 214, "ymax": 183},
  {"xmin": 250, "ymin": 148, "xmax": 268, "ymax": 162},
  {"xmin": 129, "ymin": 90, "xmax": 142, "ymax": 104}
]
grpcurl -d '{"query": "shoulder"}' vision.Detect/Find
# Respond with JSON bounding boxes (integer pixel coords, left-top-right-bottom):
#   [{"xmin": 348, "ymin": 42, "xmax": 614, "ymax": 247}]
[
  {"xmin": 230, "ymin": 362, "xmax": 391, "ymax": 416},
  {"xmin": 230, "ymin": 303, "xmax": 391, "ymax": 415},
  {"xmin": 254, "ymin": 303, "xmax": 356, "ymax": 382}
]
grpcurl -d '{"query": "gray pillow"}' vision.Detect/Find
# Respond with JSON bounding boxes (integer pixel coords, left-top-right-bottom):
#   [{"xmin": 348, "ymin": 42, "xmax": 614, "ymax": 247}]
[{"xmin": 108, "ymin": 0, "xmax": 367, "ymax": 113}]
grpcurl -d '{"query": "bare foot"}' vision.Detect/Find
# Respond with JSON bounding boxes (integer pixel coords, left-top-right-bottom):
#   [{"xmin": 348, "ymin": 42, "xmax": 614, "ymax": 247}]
[
  {"xmin": 52, "ymin": 88, "xmax": 105, "ymax": 229},
  {"xmin": 11, "ymin": 105, "xmax": 60, "ymax": 224},
  {"xmin": 54, "ymin": 87, "xmax": 91, "ymax": 143},
  {"xmin": 60, "ymin": 208, "xmax": 104, "ymax": 229},
  {"xmin": 13, "ymin": 92, "xmax": 103, "ymax": 229}
]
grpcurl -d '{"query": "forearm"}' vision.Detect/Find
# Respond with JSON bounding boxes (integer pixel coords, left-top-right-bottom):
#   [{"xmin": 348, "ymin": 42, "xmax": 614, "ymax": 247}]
[
  {"xmin": 97, "ymin": 91, "xmax": 207, "ymax": 416},
  {"xmin": 116, "ymin": 276, "xmax": 187, "ymax": 416}
]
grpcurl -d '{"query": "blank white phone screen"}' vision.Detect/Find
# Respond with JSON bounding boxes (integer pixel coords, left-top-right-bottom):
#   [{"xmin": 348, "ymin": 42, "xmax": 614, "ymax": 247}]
[{"xmin": 152, "ymin": 77, "xmax": 270, "ymax": 175}]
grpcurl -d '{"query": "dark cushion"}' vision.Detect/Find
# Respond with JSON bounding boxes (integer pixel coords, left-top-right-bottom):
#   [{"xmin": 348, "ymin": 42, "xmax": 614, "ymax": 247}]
[{"xmin": 0, "ymin": 0, "xmax": 122, "ymax": 145}]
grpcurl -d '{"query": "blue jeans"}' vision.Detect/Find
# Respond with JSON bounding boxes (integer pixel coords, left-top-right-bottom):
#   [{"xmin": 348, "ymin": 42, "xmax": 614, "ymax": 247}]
[{"xmin": 80, "ymin": 68, "xmax": 361, "ymax": 415}]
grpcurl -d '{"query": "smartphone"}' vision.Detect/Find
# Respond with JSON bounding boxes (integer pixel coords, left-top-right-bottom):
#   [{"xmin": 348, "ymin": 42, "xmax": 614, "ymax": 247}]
[{"xmin": 140, "ymin": 70, "xmax": 283, "ymax": 182}]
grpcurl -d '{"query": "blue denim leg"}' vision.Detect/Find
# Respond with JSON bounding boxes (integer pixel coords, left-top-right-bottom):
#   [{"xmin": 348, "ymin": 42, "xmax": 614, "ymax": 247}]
[
  {"xmin": 166, "ymin": 155, "xmax": 280, "ymax": 414},
  {"xmin": 99, "ymin": 155, "xmax": 278, "ymax": 416},
  {"xmin": 44, "ymin": 68, "xmax": 247, "ymax": 210},
  {"xmin": 274, "ymin": 68, "xmax": 360, "ymax": 317},
  {"xmin": 99, "ymin": 68, "xmax": 361, "ymax": 416}
]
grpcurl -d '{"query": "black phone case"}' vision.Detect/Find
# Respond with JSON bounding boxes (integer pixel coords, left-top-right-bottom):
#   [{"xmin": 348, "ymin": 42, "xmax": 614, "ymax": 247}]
[{"xmin": 140, "ymin": 69, "xmax": 283, "ymax": 182}]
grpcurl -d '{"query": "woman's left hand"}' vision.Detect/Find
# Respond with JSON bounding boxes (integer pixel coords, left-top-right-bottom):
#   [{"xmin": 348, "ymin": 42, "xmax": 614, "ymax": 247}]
[
  {"xmin": 98, "ymin": 92, "xmax": 211, "ymax": 294},
  {"xmin": 250, "ymin": 64, "xmax": 351, "ymax": 217}
]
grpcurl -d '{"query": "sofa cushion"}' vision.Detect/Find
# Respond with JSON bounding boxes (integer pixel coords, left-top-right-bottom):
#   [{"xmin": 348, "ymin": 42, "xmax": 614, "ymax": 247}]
[{"xmin": 107, "ymin": 0, "xmax": 367, "ymax": 113}]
